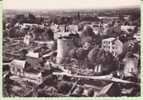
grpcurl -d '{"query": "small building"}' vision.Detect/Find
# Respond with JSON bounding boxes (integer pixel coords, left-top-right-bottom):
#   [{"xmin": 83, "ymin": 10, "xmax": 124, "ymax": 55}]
[
  {"xmin": 26, "ymin": 50, "xmax": 42, "ymax": 71},
  {"xmin": 123, "ymin": 53, "xmax": 139, "ymax": 77},
  {"xmin": 50, "ymin": 24, "xmax": 60, "ymax": 33},
  {"xmin": 26, "ymin": 50, "xmax": 39, "ymax": 58},
  {"xmin": 102, "ymin": 37, "xmax": 123, "ymax": 57},
  {"xmin": 10, "ymin": 59, "xmax": 43, "ymax": 85},
  {"xmin": 121, "ymin": 25, "xmax": 136, "ymax": 33},
  {"xmin": 10, "ymin": 59, "xmax": 26, "ymax": 76},
  {"xmin": 67, "ymin": 25, "xmax": 78, "ymax": 33},
  {"xmin": 59, "ymin": 25, "xmax": 67, "ymax": 32},
  {"xmin": 133, "ymin": 32, "xmax": 140, "ymax": 42},
  {"xmin": 23, "ymin": 71, "xmax": 43, "ymax": 85},
  {"xmin": 23, "ymin": 34, "xmax": 31, "ymax": 46}
]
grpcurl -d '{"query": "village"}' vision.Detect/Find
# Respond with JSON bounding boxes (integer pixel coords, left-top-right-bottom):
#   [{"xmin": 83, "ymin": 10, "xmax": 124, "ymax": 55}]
[{"xmin": 3, "ymin": 7, "xmax": 140, "ymax": 97}]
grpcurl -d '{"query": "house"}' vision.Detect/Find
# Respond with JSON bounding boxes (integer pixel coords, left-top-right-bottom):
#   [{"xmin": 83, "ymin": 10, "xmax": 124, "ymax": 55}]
[
  {"xmin": 23, "ymin": 71, "xmax": 43, "ymax": 85},
  {"xmin": 102, "ymin": 37, "xmax": 123, "ymax": 57},
  {"xmin": 67, "ymin": 25, "xmax": 78, "ymax": 33},
  {"xmin": 10, "ymin": 59, "xmax": 26, "ymax": 76},
  {"xmin": 123, "ymin": 53, "xmax": 139, "ymax": 77},
  {"xmin": 59, "ymin": 25, "xmax": 67, "ymax": 32},
  {"xmin": 50, "ymin": 24, "xmax": 60, "ymax": 33},
  {"xmin": 10, "ymin": 59, "xmax": 43, "ymax": 85},
  {"xmin": 26, "ymin": 50, "xmax": 39, "ymax": 58},
  {"xmin": 23, "ymin": 33, "xmax": 32, "ymax": 46},
  {"xmin": 26, "ymin": 50, "xmax": 42, "ymax": 71},
  {"xmin": 121, "ymin": 25, "xmax": 136, "ymax": 33},
  {"xmin": 34, "ymin": 40, "xmax": 56, "ymax": 50},
  {"xmin": 133, "ymin": 32, "xmax": 140, "ymax": 42}
]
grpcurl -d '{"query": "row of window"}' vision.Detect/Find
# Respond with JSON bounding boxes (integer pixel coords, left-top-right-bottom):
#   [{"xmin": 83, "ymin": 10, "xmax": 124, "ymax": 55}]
[{"xmin": 102, "ymin": 41, "xmax": 112, "ymax": 45}]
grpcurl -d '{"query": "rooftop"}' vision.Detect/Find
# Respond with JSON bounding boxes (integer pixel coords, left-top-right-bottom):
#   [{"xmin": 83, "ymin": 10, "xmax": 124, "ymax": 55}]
[{"xmin": 102, "ymin": 37, "xmax": 116, "ymax": 41}]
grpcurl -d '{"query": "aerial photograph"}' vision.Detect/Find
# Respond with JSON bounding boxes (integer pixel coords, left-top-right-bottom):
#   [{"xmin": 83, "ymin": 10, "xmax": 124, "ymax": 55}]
[{"xmin": 3, "ymin": 0, "xmax": 140, "ymax": 97}]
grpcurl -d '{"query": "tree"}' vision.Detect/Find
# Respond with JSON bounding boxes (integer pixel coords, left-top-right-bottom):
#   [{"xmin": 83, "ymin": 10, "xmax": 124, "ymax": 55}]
[
  {"xmin": 27, "ymin": 13, "xmax": 36, "ymax": 23},
  {"xmin": 43, "ymin": 27, "xmax": 54, "ymax": 41},
  {"xmin": 88, "ymin": 47, "xmax": 118, "ymax": 75},
  {"xmin": 119, "ymin": 14, "xmax": 125, "ymax": 22},
  {"xmin": 80, "ymin": 26, "xmax": 96, "ymax": 44},
  {"xmin": 69, "ymin": 47, "xmax": 89, "ymax": 68},
  {"xmin": 14, "ymin": 14, "xmax": 25, "ymax": 24}
]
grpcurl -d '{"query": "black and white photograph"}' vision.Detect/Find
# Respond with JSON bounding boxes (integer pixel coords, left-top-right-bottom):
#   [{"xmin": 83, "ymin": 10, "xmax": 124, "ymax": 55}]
[{"xmin": 3, "ymin": 0, "xmax": 141, "ymax": 97}]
